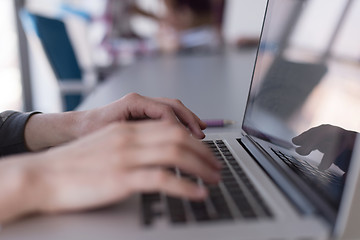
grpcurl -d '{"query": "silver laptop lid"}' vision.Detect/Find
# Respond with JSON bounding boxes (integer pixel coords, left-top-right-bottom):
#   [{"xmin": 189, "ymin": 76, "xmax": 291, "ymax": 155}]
[{"xmin": 242, "ymin": 0, "xmax": 360, "ymax": 220}]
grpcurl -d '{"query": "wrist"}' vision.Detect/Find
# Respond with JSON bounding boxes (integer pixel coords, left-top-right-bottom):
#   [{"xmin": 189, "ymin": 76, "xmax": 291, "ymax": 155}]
[
  {"xmin": 62, "ymin": 111, "xmax": 84, "ymax": 140},
  {"xmin": 75, "ymin": 107, "xmax": 111, "ymax": 137},
  {"xmin": 25, "ymin": 111, "xmax": 83, "ymax": 151}
]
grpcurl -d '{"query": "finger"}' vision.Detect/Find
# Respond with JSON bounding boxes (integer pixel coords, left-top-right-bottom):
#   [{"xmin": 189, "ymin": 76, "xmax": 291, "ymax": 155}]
[
  {"xmin": 136, "ymin": 102, "xmax": 179, "ymax": 123},
  {"xmin": 191, "ymin": 112, "xmax": 207, "ymax": 130},
  {"xmin": 155, "ymin": 98, "xmax": 206, "ymax": 139},
  {"xmin": 293, "ymin": 133, "xmax": 326, "ymax": 156},
  {"xmin": 188, "ymin": 111, "xmax": 207, "ymax": 130},
  {"xmin": 292, "ymin": 125, "xmax": 329, "ymax": 145},
  {"xmin": 292, "ymin": 127, "xmax": 322, "ymax": 145},
  {"xmin": 318, "ymin": 153, "xmax": 336, "ymax": 171},
  {"xmin": 127, "ymin": 123, "xmax": 222, "ymax": 170},
  {"xmin": 292, "ymin": 131, "xmax": 313, "ymax": 145},
  {"xmin": 127, "ymin": 169, "xmax": 208, "ymax": 200},
  {"xmin": 126, "ymin": 144, "xmax": 221, "ymax": 184},
  {"xmin": 123, "ymin": 93, "xmax": 179, "ymax": 123},
  {"xmin": 295, "ymin": 146, "xmax": 313, "ymax": 156}
]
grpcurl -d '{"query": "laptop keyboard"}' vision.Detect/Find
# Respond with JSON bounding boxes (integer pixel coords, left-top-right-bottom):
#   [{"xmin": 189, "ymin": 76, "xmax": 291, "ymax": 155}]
[{"xmin": 141, "ymin": 140, "xmax": 273, "ymax": 226}]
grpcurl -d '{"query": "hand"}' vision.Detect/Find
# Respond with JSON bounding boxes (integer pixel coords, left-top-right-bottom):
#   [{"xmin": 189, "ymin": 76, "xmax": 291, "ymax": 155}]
[
  {"xmin": 6, "ymin": 121, "xmax": 220, "ymax": 222},
  {"xmin": 292, "ymin": 124, "xmax": 357, "ymax": 171},
  {"xmin": 77, "ymin": 93, "xmax": 207, "ymax": 139},
  {"xmin": 25, "ymin": 93, "xmax": 207, "ymax": 151}
]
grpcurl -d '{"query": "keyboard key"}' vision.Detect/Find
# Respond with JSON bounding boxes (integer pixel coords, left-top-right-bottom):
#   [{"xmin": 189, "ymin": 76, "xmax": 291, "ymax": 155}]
[
  {"xmin": 208, "ymin": 185, "xmax": 233, "ymax": 220},
  {"xmin": 190, "ymin": 201, "xmax": 211, "ymax": 222},
  {"xmin": 141, "ymin": 193, "xmax": 162, "ymax": 226},
  {"xmin": 167, "ymin": 197, "xmax": 187, "ymax": 224}
]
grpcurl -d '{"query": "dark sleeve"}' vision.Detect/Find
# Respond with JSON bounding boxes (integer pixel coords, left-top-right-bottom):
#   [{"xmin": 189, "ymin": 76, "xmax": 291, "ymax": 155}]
[{"xmin": 0, "ymin": 111, "xmax": 41, "ymax": 157}]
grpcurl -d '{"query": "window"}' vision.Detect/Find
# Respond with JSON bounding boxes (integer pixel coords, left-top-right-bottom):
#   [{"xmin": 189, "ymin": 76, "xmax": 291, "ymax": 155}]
[{"xmin": 0, "ymin": 0, "xmax": 22, "ymax": 112}]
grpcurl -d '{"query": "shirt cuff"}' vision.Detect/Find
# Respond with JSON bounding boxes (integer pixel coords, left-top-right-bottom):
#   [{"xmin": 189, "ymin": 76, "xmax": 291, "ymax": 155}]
[{"xmin": 0, "ymin": 111, "xmax": 42, "ymax": 157}]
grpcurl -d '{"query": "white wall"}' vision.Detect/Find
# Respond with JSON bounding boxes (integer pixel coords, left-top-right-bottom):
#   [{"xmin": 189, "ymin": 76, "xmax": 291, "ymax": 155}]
[
  {"xmin": 290, "ymin": 0, "xmax": 360, "ymax": 59},
  {"xmin": 223, "ymin": 0, "xmax": 268, "ymax": 42}
]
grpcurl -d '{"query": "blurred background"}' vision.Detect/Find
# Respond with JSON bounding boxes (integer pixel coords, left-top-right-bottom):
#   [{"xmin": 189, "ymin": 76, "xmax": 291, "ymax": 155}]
[
  {"xmin": 1, "ymin": 0, "xmax": 359, "ymax": 113},
  {"xmin": 0, "ymin": 0, "xmax": 266, "ymax": 112}
]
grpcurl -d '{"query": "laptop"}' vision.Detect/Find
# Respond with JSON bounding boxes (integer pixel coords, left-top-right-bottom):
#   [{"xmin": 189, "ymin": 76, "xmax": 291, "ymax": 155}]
[{"xmin": 2, "ymin": 0, "xmax": 360, "ymax": 239}]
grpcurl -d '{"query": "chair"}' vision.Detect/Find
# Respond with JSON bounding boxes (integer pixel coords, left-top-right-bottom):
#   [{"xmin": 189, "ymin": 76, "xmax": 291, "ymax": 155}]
[{"xmin": 20, "ymin": 9, "xmax": 95, "ymax": 111}]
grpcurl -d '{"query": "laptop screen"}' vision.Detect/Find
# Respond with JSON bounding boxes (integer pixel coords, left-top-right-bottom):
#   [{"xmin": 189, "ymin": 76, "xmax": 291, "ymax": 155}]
[{"xmin": 243, "ymin": 0, "xmax": 360, "ymax": 210}]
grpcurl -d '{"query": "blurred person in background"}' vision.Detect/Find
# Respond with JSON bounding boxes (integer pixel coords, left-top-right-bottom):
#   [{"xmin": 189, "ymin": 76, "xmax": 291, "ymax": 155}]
[
  {"xmin": 104, "ymin": 0, "xmax": 160, "ymax": 40},
  {"xmin": 100, "ymin": 0, "xmax": 162, "ymax": 65},
  {"xmin": 101, "ymin": 0, "xmax": 226, "ymax": 58},
  {"xmin": 159, "ymin": 0, "xmax": 225, "ymax": 53},
  {"xmin": 69, "ymin": 0, "xmax": 231, "ymax": 68}
]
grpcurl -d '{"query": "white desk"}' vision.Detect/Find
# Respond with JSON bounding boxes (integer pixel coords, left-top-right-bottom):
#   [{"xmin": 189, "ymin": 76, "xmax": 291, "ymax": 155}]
[{"xmin": 79, "ymin": 48, "xmax": 257, "ymax": 132}]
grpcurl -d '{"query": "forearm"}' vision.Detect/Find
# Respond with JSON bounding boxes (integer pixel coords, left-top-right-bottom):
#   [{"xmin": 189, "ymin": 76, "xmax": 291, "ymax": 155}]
[{"xmin": 24, "ymin": 111, "xmax": 84, "ymax": 151}]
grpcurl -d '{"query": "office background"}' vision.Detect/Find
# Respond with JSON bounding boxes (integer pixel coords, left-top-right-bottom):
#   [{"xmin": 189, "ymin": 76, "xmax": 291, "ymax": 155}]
[{"xmin": 0, "ymin": 0, "xmax": 359, "ymax": 113}]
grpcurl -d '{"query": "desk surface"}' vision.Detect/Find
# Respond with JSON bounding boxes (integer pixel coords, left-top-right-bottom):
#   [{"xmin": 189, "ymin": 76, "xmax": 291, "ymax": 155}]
[
  {"xmin": 4, "ymin": 48, "xmax": 347, "ymax": 240},
  {"xmin": 79, "ymin": 48, "xmax": 257, "ymax": 132},
  {"xmin": 1, "ymin": 49, "xmax": 258, "ymax": 239}
]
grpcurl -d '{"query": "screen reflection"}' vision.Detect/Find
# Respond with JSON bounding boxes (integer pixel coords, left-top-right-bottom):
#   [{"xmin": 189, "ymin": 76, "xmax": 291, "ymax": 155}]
[{"xmin": 243, "ymin": 0, "xmax": 360, "ymax": 209}]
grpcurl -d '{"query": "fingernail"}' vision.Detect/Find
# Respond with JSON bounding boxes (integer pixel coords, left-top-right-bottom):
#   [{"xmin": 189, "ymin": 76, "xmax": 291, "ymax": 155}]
[
  {"xmin": 198, "ymin": 131, "xmax": 205, "ymax": 139},
  {"xmin": 201, "ymin": 120, "xmax": 207, "ymax": 127}
]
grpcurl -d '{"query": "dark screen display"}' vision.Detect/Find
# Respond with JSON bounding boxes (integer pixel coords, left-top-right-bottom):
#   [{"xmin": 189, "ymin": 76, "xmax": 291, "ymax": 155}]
[{"xmin": 243, "ymin": 0, "xmax": 360, "ymax": 209}]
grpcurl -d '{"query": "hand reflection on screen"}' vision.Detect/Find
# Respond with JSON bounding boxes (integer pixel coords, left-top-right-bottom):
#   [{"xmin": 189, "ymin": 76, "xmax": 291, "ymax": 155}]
[{"xmin": 292, "ymin": 125, "xmax": 357, "ymax": 172}]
